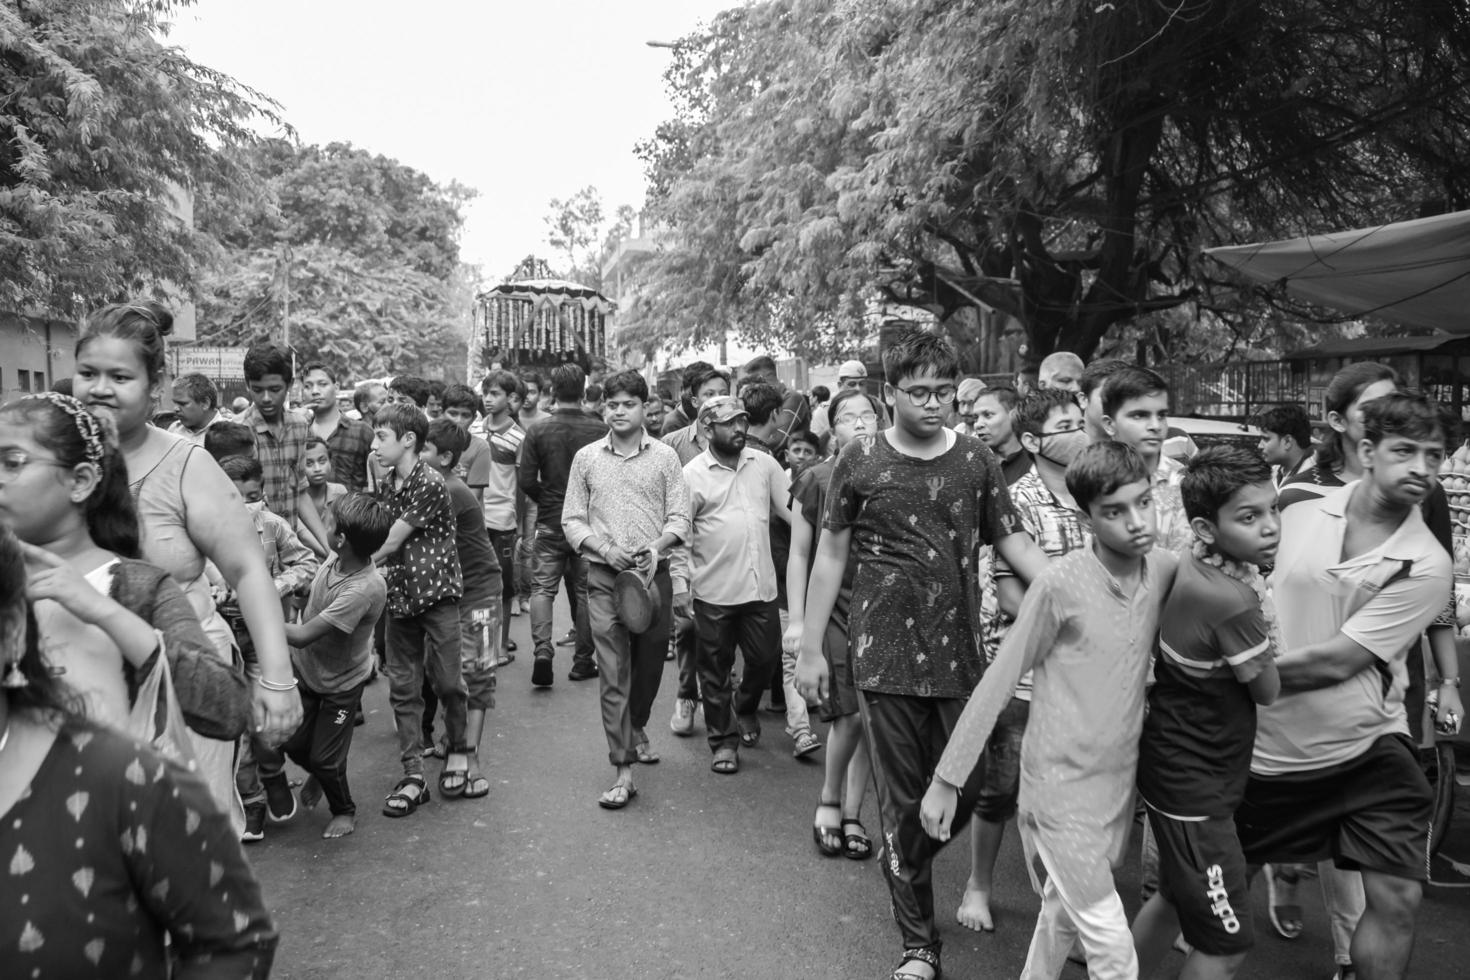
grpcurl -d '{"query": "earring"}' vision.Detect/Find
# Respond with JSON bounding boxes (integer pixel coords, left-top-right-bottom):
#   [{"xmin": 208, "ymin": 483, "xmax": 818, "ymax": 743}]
[{"xmin": 2, "ymin": 659, "xmax": 27, "ymax": 689}]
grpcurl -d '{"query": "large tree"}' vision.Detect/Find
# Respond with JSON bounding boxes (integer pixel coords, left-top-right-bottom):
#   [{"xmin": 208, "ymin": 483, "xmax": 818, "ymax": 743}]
[
  {"xmin": 630, "ymin": 0, "xmax": 1470, "ymax": 363},
  {"xmin": 0, "ymin": 0, "xmax": 280, "ymax": 316},
  {"xmin": 196, "ymin": 140, "xmax": 478, "ymax": 380}
]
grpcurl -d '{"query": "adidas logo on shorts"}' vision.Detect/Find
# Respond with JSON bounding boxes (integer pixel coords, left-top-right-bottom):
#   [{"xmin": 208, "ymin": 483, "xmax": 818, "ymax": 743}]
[{"xmin": 1205, "ymin": 865, "xmax": 1241, "ymax": 934}]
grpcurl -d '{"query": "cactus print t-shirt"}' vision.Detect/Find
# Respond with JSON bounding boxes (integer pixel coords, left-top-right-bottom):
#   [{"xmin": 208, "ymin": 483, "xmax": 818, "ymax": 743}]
[{"xmin": 823, "ymin": 430, "xmax": 1021, "ymax": 699}]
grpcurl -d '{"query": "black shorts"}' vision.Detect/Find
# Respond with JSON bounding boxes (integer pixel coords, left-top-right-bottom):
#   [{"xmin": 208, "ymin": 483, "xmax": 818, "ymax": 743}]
[
  {"xmin": 1147, "ymin": 809, "xmax": 1254, "ymax": 956},
  {"xmin": 817, "ymin": 617, "xmax": 859, "ymax": 722},
  {"xmin": 1236, "ymin": 733, "xmax": 1432, "ymax": 881}
]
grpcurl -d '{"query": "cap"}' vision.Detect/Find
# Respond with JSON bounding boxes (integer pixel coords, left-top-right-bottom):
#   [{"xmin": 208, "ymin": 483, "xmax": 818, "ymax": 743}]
[
  {"xmin": 698, "ymin": 395, "xmax": 750, "ymax": 425},
  {"xmin": 837, "ymin": 360, "xmax": 868, "ymax": 380}
]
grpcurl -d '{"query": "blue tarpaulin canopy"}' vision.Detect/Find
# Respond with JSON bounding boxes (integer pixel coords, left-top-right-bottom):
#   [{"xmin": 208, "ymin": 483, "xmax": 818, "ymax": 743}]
[{"xmin": 1204, "ymin": 209, "xmax": 1470, "ymax": 333}]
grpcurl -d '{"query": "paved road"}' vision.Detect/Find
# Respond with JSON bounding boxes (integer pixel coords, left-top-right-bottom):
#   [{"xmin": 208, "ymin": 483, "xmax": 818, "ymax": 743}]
[{"xmin": 248, "ymin": 600, "xmax": 1470, "ymax": 979}]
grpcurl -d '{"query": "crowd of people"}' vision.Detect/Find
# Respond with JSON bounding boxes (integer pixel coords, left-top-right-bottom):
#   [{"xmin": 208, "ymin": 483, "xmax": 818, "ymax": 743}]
[{"xmin": 0, "ymin": 302, "xmax": 1462, "ymax": 980}]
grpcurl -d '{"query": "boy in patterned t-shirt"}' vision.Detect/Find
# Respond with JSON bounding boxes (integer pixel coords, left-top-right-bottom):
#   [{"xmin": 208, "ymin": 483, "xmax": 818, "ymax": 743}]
[
  {"xmin": 1132, "ymin": 445, "xmax": 1281, "ymax": 980},
  {"xmin": 369, "ymin": 403, "xmax": 466, "ymax": 819},
  {"xmin": 796, "ymin": 330, "xmax": 1049, "ymax": 980}
]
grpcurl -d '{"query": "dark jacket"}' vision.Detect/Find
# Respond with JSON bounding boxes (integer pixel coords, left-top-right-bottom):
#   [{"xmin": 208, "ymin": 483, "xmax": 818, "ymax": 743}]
[
  {"xmin": 114, "ymin": 558, "xmax": 251, "ymax": 742},
  {"xmin": 518, "ymin": 406, "xmax": 608, "ymax": 539}
]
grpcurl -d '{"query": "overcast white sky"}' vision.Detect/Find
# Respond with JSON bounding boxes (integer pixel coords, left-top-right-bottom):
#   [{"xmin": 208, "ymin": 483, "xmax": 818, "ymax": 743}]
[{"xmin": 168, "ymin": 0, "xmax": 734, "ymax": 281}]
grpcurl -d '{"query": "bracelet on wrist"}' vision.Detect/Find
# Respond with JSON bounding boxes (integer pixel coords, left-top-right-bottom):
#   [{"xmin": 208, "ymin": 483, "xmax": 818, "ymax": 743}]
[
  {"xmin": 257, "ymin": 676, "xmax": 298, "ymax": 692},
  {"xmin": 1440, "ymin": 677, "xmax": 1461, "ymax": 688}
]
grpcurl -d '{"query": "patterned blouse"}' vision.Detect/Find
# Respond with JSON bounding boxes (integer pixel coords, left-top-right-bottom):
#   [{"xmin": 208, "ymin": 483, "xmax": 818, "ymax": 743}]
[
  {"xmin": 379, "ymin": 460, "xmax": 463, "ymax": 618},
  {"xmin": 823, "ymin": 432, "xmax": 1020, "ymax": 699},
  {"xmin": 0, "ymin": 721, "xmax": 277, "ymax": 978}
]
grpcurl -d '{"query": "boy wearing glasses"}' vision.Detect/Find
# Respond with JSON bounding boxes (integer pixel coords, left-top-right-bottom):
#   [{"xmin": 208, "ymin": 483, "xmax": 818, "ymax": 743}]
[{"xmin": 796, "ymin": 331, "xmax": 1049, "ymax": 980}]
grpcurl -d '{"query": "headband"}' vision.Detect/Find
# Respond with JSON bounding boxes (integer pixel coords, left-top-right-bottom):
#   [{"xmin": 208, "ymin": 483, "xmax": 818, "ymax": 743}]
[{"xmin": 32, "ymin": 392, "xmax": 105, "ymax": 466}]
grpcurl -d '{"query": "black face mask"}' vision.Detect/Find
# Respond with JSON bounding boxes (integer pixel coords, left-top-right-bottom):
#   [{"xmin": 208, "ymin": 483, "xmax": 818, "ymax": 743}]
[{"xmin": 1035, "ymin": 429, "xmax": 1089, "ymax": 468}]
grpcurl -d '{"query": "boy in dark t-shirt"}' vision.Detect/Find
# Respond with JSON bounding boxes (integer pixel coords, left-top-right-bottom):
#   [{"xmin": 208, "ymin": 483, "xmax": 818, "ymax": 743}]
[
  {"xmin": 1132, "ymin": 445, "xmax": 1281, "ymax": 979},
  {"xmin": 421, "ymin": 419, "xmax": 502, "ymax": 802},
  {"xmin": 795, "ymin": 330, "xmax": 1049, "ymax": 980}
]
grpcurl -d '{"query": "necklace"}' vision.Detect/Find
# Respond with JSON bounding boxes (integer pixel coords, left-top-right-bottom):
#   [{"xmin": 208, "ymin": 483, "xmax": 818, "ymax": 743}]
[{"xmin": 1191, "ymin": 539, "xmax": 1284, "ymax": 656}]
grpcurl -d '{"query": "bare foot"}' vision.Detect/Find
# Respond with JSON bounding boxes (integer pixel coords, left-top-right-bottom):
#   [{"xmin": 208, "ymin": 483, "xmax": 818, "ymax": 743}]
[
  {"xmin": 957, "ymin": 885, "xmax": 995, "ymax": 932},
  {"xmin": 299, "ymin": 775, "xmax": 323, "ymax": 810},
  {"xmin": 322, "ymin": 813, "xmax": 356, "ymax": 839}
]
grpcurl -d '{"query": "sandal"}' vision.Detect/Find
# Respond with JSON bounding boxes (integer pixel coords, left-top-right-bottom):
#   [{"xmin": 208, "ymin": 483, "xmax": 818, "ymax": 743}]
[
  {"xmin": 439, "ymin": 751, "xmax": 470, "ymax": 797},
  {"xmin": 711, "ymin": 747, "xmax": 739, "ymax": 774},
  {"xmin": 891, "ymin": 946, "xmax": 942, "ymax": 980},
  {"xmin": 813, "ymin": 800, "xmax": 844, "ymax": 857},
  {"xmin": 598, "ymin": 782, "xmax": 637, "ymax": 810},
  {"xmin": 461, "ymin": 750, "xmax": 490, "ymax": 799},
  {"xmin": 425, "ymin": 735, "xmax": 448, "ymax": 760},
  {"xmin": 841, "ymin": 818, "xmax": 873, "ymax": 860},
  {"xmin": 634, "ymin": 740, "xmax": 661, "ymax": 764},
  {"xmin": 382, "ymin": 776, "xmax": 429, "ymax": 818},
  {"xmin": 1264, "ymin": 863, "xmax": 1304, "ymax": 939}
]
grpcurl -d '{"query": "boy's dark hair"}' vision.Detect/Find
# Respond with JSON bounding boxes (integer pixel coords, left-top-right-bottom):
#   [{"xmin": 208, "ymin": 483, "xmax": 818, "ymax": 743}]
[
  {"xmin": 301, "ymin": 361, "xmax": 337, "ymax": 383},
  {"xmin": 440, "ymin": 383, "xmax": 482, "ymax": 416},
  {"xmin": 1251, "ymin": 405, "xmax": 1312, "ymax": 450},
  {"xmin": 219, "ymin": 454, "xmax": 264, "ymax": 485},
  {"xmin": 518, "ymin": 369, "xmax": 544, "ymax": 394},
  {"xmin": 1101, "ymin": 365, "xmax": 1169, "ymax": 418},
  {"xmin": 374, "ymin": 402, "xmax": 428, "ymax": 450},
  {"xmin": 480, "ymin": 369, "xmax": 523, "ymax": 400},
  {"xmin": 427, "ymin": 379, "xmax": 446, "ymax": 403},
  {"xmin": 681, "ymin": 361, "xmax": 727, "ymax": 397},
  {"xmin": 172, "ymin": 373, "xmax": 219, "ymax": 409},
  {"xmin": 977, "ymin": 384, "xmax": 1019, "ymax": 413},
  {"xmin": 204, "ymin": 421, "xmax": 256, "ymax": 462},
  {"xmin": 788, "ymin": 429, "xmax": 820, "ymax": 453},
  {"xmin": 881, "ymin": 329, "xmax": 959, "ymax": 386},
  {"xmin": 549, "ymin": 363, "xmax": 586, "ymax": 402},
  {"xmin": 303, "ymin": 435, "xmax": 330, "ymax": 456},
  {"xmin": 603, "ymin": 370, "xmax": 649, "ymax": 402},
  {"xmin": 243, "ymin": 342, "xmax": 293, "ymax": 384},
  {"xmin": 1181, "ymin": 445, "xmax": 1273, "ymax": 523},
  {"xmin": 743, "ymin": 354, "xmax": 778, "ymax": 381},
  {"xmin": 827, "ymin": 387, "xmax": 872, "ymax": 428},
  {"xmin": 1066, "ymin": 442, "xmax": 1151, "ymax": 512},
  {"xmin": 1012, "ymin": 388, "xmax": 1080, "ymax": 440},
  {"xmin": 1079, "ymin": 357, "xmax": 1129, "ymax": 399},
  {"xmin": 741, "ymin": 383, "xmax": 784, "ymax": 426},
  {"xmin": 1361, "ymin": 390, "xmax": 1456, "ymax": 448},
  {"xmin": 584, "ymin": 383, "xmax": 604, "ymax": 403},
  {"xmin": 425, "ymin": 418, "xmax": 470, "ymax": 467},
  {"xmin": 810, "ymin": 384, "xmax": 831, "ymax": 403},
  {"xmin": 388, "ymin": 375, "xmax": 431, "ymax": 408},
  {"xmin": 331, "ymin": 492, "xmax": 394, "ymax": 559}
]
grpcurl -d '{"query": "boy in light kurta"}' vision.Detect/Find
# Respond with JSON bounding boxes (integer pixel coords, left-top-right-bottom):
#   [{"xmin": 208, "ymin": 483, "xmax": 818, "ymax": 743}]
[{"xmin": 921, "ymin": 443, "xmax": 1178, "ymax": 980}]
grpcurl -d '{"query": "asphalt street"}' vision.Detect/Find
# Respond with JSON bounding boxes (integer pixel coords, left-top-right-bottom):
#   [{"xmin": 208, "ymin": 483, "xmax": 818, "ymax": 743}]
[{"xmin": 247, "ymin": 599, "xmax": 1470, "ymax": 979}]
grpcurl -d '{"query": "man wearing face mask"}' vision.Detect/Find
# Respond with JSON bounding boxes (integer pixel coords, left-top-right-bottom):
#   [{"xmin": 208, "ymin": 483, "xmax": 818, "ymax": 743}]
[{"xmin": 959, "ymin": 387, "xmax": 1092, "ymax": 933}]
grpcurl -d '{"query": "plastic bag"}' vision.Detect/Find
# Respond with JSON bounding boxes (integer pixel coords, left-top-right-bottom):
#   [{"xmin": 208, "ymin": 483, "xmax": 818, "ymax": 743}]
[{"xmin": 127, "ymin": 645, "xmax": 200, "ymax": 773}]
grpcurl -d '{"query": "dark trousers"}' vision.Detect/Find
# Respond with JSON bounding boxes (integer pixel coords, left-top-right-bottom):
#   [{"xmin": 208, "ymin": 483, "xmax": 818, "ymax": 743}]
[
  {"xmin": 859, "ymin": 691, "xmax": 987, "ymax": 955},
  {"xmin": 673, "ymin": 610, "xmax": 698, "ymax": 701},
  {"xmin": 692, "ymin": 597, "xmax": 781, "ymax": 752},
  {"xmin": 530, "ymin": 532, "xmax": 594, "ymax": 668},
  {"xmin": 259, "ymin": 680, "xmax": 366, "ymax": 817},
  {"xmin": 487, "ymin": 528, "xmax": 518, "ymax": 650},
  {"xmin": 586, "ymin": 563, "xmax": 673, "ymax": 765},
  {"xmin": 386, "ymin": 599, "xmax": 466, "ymax": 776}
]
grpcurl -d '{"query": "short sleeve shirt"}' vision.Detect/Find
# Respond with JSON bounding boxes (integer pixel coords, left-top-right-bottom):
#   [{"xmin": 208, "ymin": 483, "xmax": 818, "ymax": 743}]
[
  {"xmin": 454, "ymin": 434, "xmax": 492, "ymax": 490},
  {"xmin": 1258, "ymin": 482, "xmax": 1451, "ymax": 774},
  {"xmin": 237, "ymin": 406, "xmax": 311, "ymax": 528},
  {"xmin": 682, "ymin": 448, "xmax": 791, "ymax": 606},
  {"xmin": 379, "ymin": 460, "xmax": 463, "ymax": 617},
  {"xmin": 481, "ymin": 420, "xmax": 525, "ymax": 532},
  {"xmin": 791, "ymin": 457, "xmax": 854, "ymax": 626},
  {"xmin": 1139, "ymin": 555, "xmax": 1271, "ymax": 817},
  {"xmin": 824, "ymin": 431, "xmax": 1021, "ymax": 698},
  {"xmin": 292, "ymin": 556, "xmax": 387, "ymax": 692}
]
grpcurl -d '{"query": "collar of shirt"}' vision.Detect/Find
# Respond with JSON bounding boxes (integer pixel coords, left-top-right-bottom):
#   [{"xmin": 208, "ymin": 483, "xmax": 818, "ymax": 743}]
[
  {"xmin": 1154, "ymin": 454, "xmax": 1185, "ymax": 486},
  {"xmin": 699, "ymin": 447, "xmax": 756, "ymax": 472},
  {"xmin": 385, "ymin": 458, "xmax": 425, "ymax": 493},
  {"xmin": 1317, "ymin": 480, "xmax": 1430, "ymax": 566},
  {"xmin": 600, "ymin": 430, "xmax": 654, "ymax": 458}
]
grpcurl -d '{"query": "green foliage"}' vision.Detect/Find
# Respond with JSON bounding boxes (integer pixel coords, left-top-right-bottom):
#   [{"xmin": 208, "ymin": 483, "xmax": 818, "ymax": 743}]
[
  {"xmin": 632, "ymin": 0, "xmax": 1470, "ymax": 364},
  {"xmin": 196, "ymin": 140, "xmax": 478, "ymax": 381},
  {"xmin": 0, "ymin": 0, "xmax": 283, "ymax": 317}
]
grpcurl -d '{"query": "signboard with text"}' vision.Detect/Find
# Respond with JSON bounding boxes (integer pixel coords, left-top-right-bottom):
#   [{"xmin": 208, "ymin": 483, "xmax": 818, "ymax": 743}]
[{"xmin": 172, "ymin": 346, "xmax": 246, "ymax": 379}]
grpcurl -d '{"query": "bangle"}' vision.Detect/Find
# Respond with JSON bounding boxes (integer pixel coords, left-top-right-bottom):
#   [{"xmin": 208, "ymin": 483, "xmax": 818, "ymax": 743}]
[
  {"xmin": 257, "ymin": 676, "xmax": 298, "ymax": 692},
  {"xmin": 1440, "ymin": 677, "xmax": 1461, "ymax": 689}
]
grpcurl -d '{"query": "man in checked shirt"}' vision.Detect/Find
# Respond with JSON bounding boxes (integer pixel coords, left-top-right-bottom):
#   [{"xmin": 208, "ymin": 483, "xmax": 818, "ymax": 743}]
[{"xmin": 562, "ymin": 370, "xmax": 690, "ymax": 810}]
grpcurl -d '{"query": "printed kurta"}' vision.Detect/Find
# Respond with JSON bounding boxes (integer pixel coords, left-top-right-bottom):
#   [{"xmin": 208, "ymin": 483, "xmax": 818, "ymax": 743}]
[{"xmin": 936, "ymin": 546, "xmax": 1176, "ymax": 905}]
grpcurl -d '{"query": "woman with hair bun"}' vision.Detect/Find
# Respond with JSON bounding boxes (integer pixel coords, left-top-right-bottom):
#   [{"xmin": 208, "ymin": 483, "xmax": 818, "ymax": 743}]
[{"xmin": 72, "ymin": 302, "xmax": 303, "ymax": 831}]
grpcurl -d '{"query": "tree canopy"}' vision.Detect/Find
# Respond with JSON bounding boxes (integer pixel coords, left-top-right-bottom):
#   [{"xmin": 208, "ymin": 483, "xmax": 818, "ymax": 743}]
[
  {"xmin": 0, "ymin": 0, "xmax": 280, "ymax": 317},
  {"xmin": 629, "ymin": 0, "xmax": 1470, "ymax": 364},
  {"xmin": 195, "ymin": 140, "xmax": 477, "ymax": 381}
]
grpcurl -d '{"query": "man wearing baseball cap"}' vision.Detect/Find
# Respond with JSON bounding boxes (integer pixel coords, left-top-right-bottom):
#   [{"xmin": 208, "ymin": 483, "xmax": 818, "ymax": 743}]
[{"xmin": 672, "ymin": 395, "xmax": 793, "ymax": 774}]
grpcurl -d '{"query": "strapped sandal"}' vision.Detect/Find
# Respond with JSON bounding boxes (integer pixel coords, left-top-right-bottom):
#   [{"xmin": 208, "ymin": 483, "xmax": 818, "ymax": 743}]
[
  {"xmin": 841, "ymin": 818, "xmax": 873, "ymax": 861},
  {"xmin": 891, "ymin": 946, "xmax": 942, "ymax": 980},
  {"xmin": 711, "ymin": 747, "xmax": 739, "ymax": 774},
  {"xmin": 439, "ymin": 749, "xmax": 470, "ymax": 797},
  {"xmin": 382, "ymin": 776, "xmax": 429, "ymax": 818},
  {"xmin": 597, "ymin": 782, "xmax": 638, "ymax": 810},
  {"xmin": 461, "ymin": 750, "xmax": 490, "ymax": 799},
  {"xmin": 813, "ymin": 800, "xmax": 843, "ymax": 857}
]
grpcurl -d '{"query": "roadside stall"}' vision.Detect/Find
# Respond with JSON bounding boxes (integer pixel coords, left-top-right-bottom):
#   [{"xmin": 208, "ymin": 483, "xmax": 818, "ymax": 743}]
[{"xmin": 467, "ymin": 278, "xmax": 614, "ymax": 379}]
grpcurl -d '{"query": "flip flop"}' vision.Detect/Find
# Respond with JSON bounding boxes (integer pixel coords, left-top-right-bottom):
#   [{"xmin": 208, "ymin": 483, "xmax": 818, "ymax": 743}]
[
  {"xmin": 598, "ymin": 783, "xmax": 638, "ymax": 810},
  {"xmin": 634, "ymin": 740, "xmax": 661, "ymax": 764},
  {"xmin": 813, "ymin": 800, "xmax": 843, "ymax": 857},
  {"xmin": 711, "ymin": 747, "xmax": 739, "ymax": 774}
]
